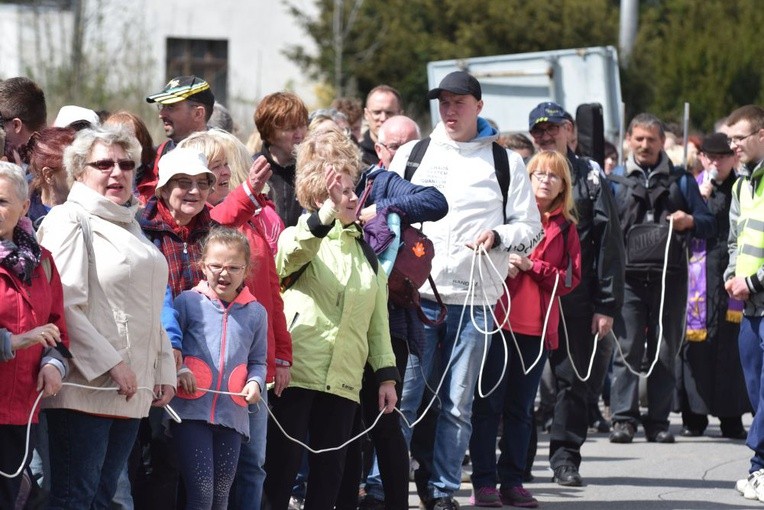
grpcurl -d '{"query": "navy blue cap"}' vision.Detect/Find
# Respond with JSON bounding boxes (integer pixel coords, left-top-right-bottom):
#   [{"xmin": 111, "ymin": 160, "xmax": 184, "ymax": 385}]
[{"xmin": 529, "ymin": 101, "xmax": 568, "ymax": 130}]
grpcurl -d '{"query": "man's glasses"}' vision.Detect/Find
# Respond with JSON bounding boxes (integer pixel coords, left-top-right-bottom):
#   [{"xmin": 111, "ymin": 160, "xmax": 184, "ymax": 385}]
[
  {"xmin": 531, "ymin": 172, "xmax": 561, "ymax": 183},
  {"xmin": 86, "ymin": 159, "xmax": 137, "ymax": 172},
  {"xmin": 171, "ymin": 177, "xmax": 212, "ymax": 191},
  {"xmin": 206, "ymin": 264, "xmax": 245, "ymax": 276},
  {"xmin": 727, "ymin": 131, "xmax": 759, "ymax": 145},
  {"xmin": 530, "ymin": 124, "xmax": 561, "ymax": 138},
  {"xmin": 379, "ymin": 142, "xmax": 402, "ymax": 152}
]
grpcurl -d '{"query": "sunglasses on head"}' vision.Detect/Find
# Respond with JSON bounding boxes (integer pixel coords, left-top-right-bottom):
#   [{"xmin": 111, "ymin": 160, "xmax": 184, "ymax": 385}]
[{"xmin": 86, "ymin": 159, "xmax": 137, "ymax": 172}]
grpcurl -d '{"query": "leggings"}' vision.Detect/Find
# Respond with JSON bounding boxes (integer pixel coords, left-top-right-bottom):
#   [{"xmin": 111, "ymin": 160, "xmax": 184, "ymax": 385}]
[{"xmin": 171, "ymin": 420, "xmax": 242, "ymax": 510}]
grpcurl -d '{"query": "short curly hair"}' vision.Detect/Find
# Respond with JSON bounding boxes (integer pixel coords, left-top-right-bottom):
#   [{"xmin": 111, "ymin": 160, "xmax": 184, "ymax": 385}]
[
  {"xmin": 254, "ymin": 92, "xmax": 309, "ymax": 145},
  {"xmin": 295, "ymin": 127, "xmax": 362, "ymax": 212}
]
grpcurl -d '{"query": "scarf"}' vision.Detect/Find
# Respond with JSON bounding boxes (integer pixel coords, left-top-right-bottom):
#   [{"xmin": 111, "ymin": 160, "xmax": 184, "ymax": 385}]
[
  {"xmin": 0, "ymin": 216, "xmax": 42, "ymax": 285},
  {"xmin": 157, "ymin": 198, "xmax": 202, "ymax": 241}
]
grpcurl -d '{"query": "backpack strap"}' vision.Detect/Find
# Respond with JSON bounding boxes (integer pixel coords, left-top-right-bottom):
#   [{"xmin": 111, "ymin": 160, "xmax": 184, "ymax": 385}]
[
  {"xmin": 492, "ymin": 142, "xmax": 510, "ymax": 222},
  {"xmin": 404, "ymin": 138, "xmax": 431, "ymax": 181},
  {"xmin": 559, "ymin": 219, "xmax": 573, "ymax": 288},
  {"xmin": 404, "ymin": 137, "xmax": 511, "ymax": 221}
]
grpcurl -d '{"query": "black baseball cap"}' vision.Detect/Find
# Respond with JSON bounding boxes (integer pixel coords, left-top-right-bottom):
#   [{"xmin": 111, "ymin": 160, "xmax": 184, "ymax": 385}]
[{"xmin": 426, "ymin": 71, "xmax": 481, "ymax": 101}]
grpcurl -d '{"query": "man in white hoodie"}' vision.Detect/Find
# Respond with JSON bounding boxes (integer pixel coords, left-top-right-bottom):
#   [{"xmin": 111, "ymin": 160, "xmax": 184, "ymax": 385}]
[{"xmin": 388, "ymin": 71, "xmax": 542, "ymax": 510}]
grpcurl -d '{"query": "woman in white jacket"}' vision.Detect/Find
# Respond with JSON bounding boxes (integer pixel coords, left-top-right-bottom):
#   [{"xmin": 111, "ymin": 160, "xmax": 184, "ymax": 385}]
[{"xmin": 37, "ymin": 126, "xmax": 176, "ymax": 509}]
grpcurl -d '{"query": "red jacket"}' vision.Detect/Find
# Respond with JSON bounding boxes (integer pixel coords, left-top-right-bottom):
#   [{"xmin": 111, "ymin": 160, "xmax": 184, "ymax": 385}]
[
  {"xmin": 0, "ymin": 249, "xmax": 69, "ymax": 425},
  {"xmin": 239, "ymin": 215, "xmax": 292, "ymax": 382},
  {"xmin": 495, "ymin": 210, "xmax": 582, "ymax": 350}
]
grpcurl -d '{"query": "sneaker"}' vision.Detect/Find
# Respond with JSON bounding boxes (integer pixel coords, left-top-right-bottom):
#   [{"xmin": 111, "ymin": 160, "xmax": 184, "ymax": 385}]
[
  {"xmin": 500, "ymin": 486, "xmax": 538, "ymax": 508},
  {"xmin": 426, "ymin": 496, "xmax": 460, "ymax": 510},
  {"xmin": 736, "ymin": 469, "xmax": 764, "ymax": 500},
  {"xmin": 552, "ymin": 465, "xmax": 583, "ymax": 487},
  {"xmin": 469, "ymin": 487, "xmax": 502, "ymax": 507},
  {"xmin": 609, "ymin": 421, "xmax": 636, "ymax": 443}
]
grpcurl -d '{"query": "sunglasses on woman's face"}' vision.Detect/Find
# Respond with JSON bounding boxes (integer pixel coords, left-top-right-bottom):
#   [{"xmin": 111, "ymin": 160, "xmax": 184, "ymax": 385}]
[{"xmin": 86, "ymin": 159, "xmax": 137, "ymax": 172}]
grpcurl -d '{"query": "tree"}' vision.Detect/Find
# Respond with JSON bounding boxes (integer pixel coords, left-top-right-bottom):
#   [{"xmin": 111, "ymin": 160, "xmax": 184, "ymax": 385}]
[
  {"xmin": 286, "ymin": 0, "xmax": 618, "ymax": 122},
  {"xmin": 288, "ymin": 0, "xmax": 764, "ymax": 134}
]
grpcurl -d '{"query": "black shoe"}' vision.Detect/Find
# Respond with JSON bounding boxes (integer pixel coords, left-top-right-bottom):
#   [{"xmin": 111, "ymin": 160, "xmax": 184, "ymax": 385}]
[
  {"xmin": 680, "ymin": 426, "xmax": 703, "ymax": 437},
  {"xmin": 426, "ymin": 496, "xmax": 460, "ymax": 510},
  {"xmin": 552, "ymin": 465, "xmax": 583, "ymax": 487},
  {"xmin": 647, "ymin": 430, "xmax": 675, "ymax": 443},
  {"xmin": 590, "ymin": 419, "xmax": 611, "ymax": 433},
  {"xmin": 358, "ymin": 495, "xmax": 386, "ymax": 510},
  {"xmin": 721, "ymin": 428, "xmax": 748, "ymax": 440},
  {"xmin": 609, "ymin": 421, "xmax": 635, "ymax": 443}
]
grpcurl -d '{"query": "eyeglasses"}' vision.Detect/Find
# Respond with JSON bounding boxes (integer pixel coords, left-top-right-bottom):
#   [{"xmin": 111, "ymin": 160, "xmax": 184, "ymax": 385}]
[
  {"xmin": 86, "ymin": 159, "xmax": 137, "ymax": 172},
  {"xmin": 530, "ymin": 124, "xmax": 561, "ymax": 138},
  {"xmin": 171, "ymin": 178, "xmax": 212, "ymax": 191},
  {"xmin": 206, "ymin": 264, "xmax": 245, "ymax": 276},
  {"xmin": 532, "ymin": 172, "xmax": 561, "ymax": 183},
  {"xmin": 379, "ymin": 142, "xmax": 402, "ymax": 152},
  {"xmin": 727, "ymin": 131, "xmax": 759, "ymax": 145}
]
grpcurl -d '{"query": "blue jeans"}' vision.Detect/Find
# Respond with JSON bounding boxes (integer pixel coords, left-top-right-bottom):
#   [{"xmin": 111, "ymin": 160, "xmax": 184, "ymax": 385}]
[
  {"xmin": 230, "ymin": 390, "xmax": 268, "ymax": 509},
  {"xmin": 46, "ymin": 409, "xmax": 140, "ymax": 510},
  {"xmin": 398, "ymin": 299, "xmax": 494, "ymax": 498},
  {"xmin": 470, "ymin": 332, "xmax": 547, "ymax": 489},
  {"xmin": 739, "ymin": 316, "xmax": 764, "ymax": 472}
]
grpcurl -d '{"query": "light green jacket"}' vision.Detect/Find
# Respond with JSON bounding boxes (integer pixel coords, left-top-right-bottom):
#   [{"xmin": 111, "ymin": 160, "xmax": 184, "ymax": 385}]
[{"xmin": 277, "ymin": 213, "xmax": 397, "ymax": 403}]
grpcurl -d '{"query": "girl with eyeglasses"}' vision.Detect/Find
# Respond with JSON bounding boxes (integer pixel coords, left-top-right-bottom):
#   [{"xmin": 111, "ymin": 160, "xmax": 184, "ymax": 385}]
[{"xmin": 169, "ymin": 227, "xmax": 266, "ymax": 510}]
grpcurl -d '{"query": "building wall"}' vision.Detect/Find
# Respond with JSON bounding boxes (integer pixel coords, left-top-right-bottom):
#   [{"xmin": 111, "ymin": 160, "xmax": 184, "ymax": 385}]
[{"xmin": 0, "ymin": 0, "xmax": 319, "ymax": 138}]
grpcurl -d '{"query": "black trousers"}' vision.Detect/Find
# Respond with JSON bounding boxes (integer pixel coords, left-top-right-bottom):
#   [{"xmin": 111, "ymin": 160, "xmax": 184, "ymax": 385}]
[
  {"xmin": 263, "ymin": 387, "xmax": 358, "ymax": 510},
  {"xmin": 548, "ymin": 313, "xmax": 593, "ymax": 470},
  {"xmin": 336, "ymin": 336, "xmax": 409, "ymax": 510},
  {"xmin": 0, "ymin": 424, "xmax": 32, "ymax": 509}
]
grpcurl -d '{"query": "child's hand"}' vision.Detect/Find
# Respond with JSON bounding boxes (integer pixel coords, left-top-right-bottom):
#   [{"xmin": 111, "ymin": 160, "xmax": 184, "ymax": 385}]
[
  {"xmin": 243, "ymin": 381, "xmax": 261, "ymax": 404},
  {"xmin": 178, "ymin": 370, "xmax": 197, "ymax": 394}
]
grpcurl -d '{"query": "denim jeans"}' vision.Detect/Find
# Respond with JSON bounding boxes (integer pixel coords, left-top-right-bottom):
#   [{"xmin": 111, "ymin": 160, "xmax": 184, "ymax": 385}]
[
  {"xmin": 230, "ymin": 389, "xmax": 268, "ymax": 509},
  {"xmin": 738, "ymin": 317, "xmax": 764, "ymax": 472},
  {"xmin": 46, "ymin": 409, "xmax": 140, "ymax": 510},
  {"xmin": 470, "ymin": 332, "xmax": 547, "ymax": 489},
  {"xmin": 398, "ymin": 299, "xmax": 494, "ymax": 498}
]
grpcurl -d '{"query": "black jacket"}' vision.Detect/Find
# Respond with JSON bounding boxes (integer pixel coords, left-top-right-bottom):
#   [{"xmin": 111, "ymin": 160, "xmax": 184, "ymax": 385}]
[
  {"xmin": 360, "ymin": 130, "xmax": 380, "ymax": 166},
  {"xmin": 560, "ymin": 149, "xmax": 625, "ymax": 318},
  {"xmin": 259, "ymin": 146, "xmax": 302, "ymax": 228}
]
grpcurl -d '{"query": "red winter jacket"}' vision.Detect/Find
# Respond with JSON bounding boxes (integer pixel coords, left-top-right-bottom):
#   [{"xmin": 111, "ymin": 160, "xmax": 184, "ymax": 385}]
[
  {"xmin": 495, "ymin": 209, "xmax": 582, "ymax": 350},
  {"xmin": 0, "ymin": 249, "xmax": 69, "ymax": 425},
  {"xmin": 239, "ymin": 215, "xmax": 292, "ymax": 382}
]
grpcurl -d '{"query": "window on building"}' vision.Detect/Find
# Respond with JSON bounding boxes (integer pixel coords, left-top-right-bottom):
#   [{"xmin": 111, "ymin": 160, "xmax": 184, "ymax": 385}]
[{"xmin": 166, "ymin": 38, "xmax": 228, "ymax": 106}]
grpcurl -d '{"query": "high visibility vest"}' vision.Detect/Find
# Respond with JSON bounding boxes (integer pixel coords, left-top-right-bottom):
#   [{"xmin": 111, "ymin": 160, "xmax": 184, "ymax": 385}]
[{"xmin": 736, "ymin": 176, "xmax": 764, "ymax": 277}]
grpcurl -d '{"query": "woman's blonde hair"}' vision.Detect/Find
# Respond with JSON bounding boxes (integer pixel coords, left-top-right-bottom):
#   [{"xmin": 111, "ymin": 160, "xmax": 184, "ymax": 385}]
[
  {"xmin": 205, "ymin": 129, "xmax": 254, "ymax": 190},
  {"xmin": 295, "ymin": 127, "xmax": 362, "ymax": 211},
  {"xmin": 177, "ymin": 131, "xmax": 226, "ymax": 170},
  {"xmin": 526, "ymin": 150, "xmax": 577, "ymax": 224}
]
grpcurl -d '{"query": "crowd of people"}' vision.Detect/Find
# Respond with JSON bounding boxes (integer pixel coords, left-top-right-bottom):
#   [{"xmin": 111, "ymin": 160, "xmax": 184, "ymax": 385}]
[{"xmin": 0, "ymin": 70, "xmax": 763, "ymax": 510}]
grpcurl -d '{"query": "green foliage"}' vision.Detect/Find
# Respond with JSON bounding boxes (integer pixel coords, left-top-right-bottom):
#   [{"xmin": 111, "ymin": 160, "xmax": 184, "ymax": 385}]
[{"xmin": 288, "ymin": 0, "xmax": 764, "ymax": 134}]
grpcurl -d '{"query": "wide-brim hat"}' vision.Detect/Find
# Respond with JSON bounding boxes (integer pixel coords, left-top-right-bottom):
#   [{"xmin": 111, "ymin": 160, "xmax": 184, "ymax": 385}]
[
  {"xmin": 155, "ymin": 148, "xmax": 216, "ymax": 196},
  {"xmin": 701, "ymin": 132, "xmax": 734, "ymax": 155}
]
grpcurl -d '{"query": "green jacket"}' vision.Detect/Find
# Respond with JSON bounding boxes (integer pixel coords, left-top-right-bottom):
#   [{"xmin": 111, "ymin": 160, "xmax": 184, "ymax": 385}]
[{"xmin": 277, "ymin": 212, "xmax": 398, "ymax": 403}]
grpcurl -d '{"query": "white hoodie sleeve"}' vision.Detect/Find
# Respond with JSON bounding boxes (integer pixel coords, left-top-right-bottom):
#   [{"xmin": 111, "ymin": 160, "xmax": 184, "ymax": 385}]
[{"xmin": 493, "ymin": 151, "xmax": 543, "ymax": 255}]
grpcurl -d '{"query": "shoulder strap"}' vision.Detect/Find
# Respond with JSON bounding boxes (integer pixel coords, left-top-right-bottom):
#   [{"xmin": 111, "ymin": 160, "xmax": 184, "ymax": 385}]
[
  {"xmin": 404, "ymin": 138, "xmax": 431, "ymax": 181},
  {"xmin": 559, "ymin": 220, "xmax": 573, "ymax": 288},
  {"xmin": 492, "ymin": 142, "xmax": 510, "ymax": 222},
  {"xmin": 735, "ymin": 176, "xmax": 746, "ymax": 199},
  {"xmin": 280, "ymin": 229, "xmax": 380, "ymax": 292},
  {"xmin": 41, "ymin": 257, "xmax": 52, "ymax": 283}
]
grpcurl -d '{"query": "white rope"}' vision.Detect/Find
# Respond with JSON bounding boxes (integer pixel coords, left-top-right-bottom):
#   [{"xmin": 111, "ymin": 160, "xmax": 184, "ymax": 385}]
[
  {"xmin": 612, "ymin": 216, "xmax": 674, "ymax": 378},
  {"xmin": 559, "ymin": 300, "xmax": 600, "ymax": 382},
  {"xmin": 0, "ymin": 383, "xmax": 180, "ymax": 479}
]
